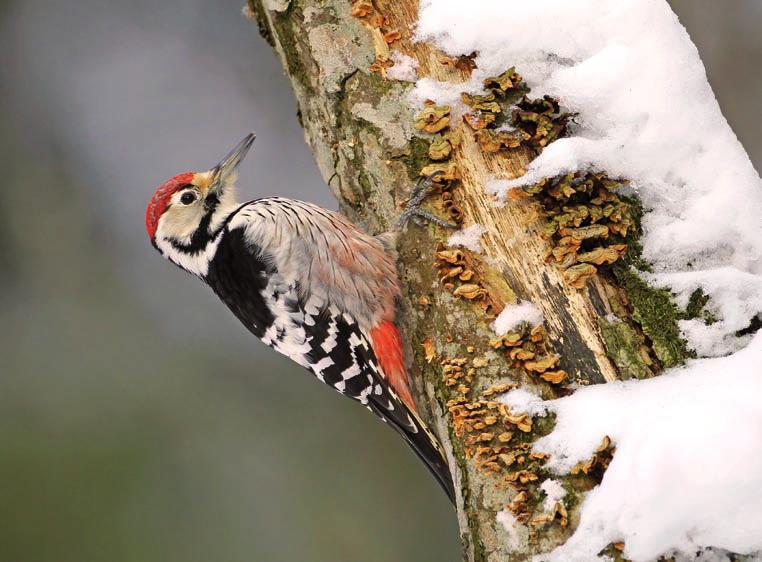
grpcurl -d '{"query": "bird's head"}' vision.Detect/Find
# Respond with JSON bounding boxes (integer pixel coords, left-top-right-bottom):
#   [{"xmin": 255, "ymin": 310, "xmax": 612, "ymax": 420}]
[{"xmin": 145, "ymin": 134, "xmax": 255, "ymax": 274}]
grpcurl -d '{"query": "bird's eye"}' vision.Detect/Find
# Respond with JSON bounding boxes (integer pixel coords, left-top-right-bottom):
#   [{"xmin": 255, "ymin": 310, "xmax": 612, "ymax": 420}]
[{"xmin": 180, "ymin": 192, "xmax": 196, "ymax": 205}]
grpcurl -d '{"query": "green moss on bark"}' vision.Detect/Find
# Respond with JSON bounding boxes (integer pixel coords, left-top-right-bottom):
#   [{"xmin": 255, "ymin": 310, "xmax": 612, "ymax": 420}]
[
  {"xmin": 270, "ymin": 5, "xmax": 316, "ymax": 95},
  {"xmin": 608, "ymin": 194, "xmax": 690, "ymax": 369},
  {"xmin": 598, "ymin": 316, "xmax": 654, "ymax": 379},
  {"xmin": 612, "ymin": 265, "xmax": 689, "ymax": 368},
  {"xmin": 683, "ymin": 288, "xmax": 718, "ymax": 325},
  {"xmin": 401, "ymin": 136, "xmax": 432, "ymax": 181}
]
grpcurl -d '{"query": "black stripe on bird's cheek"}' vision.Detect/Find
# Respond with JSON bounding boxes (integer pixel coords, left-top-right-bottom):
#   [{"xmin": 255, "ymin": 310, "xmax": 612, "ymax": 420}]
[
  {"xmin": 168, "ymin": 209, "xmax": 216, "ymax": 254},
  {"xmin": 168, "ymin": 191, "xmax": 226, "ymax": 255},
  {"xmin": 188, "ymin": 210, "xmax": 215, "ymax": 251}
]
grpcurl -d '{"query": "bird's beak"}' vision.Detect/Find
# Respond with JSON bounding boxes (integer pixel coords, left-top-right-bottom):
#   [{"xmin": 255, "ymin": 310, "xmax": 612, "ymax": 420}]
[{"xmin": 208, "ymin": 133, "xmax": 256, "ymax": 195}]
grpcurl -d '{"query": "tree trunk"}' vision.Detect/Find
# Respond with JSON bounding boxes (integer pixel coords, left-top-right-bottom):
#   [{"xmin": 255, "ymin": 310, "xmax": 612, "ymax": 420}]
[{"xmin": 245, "ymin": 1, "xmax": 692, "ymax": 560}]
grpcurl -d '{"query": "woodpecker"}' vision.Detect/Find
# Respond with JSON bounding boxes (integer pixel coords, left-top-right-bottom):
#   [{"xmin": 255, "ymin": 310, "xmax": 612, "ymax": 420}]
[{"xmin": 146, "ymin": 134, "xmax": 455, "ymax": 503}]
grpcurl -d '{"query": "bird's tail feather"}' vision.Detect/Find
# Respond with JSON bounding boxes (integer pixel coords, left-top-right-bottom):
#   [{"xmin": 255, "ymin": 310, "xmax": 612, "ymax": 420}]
[
  {"xmin": 400, "ymin": 414, "xmax": 456, "ymax": 505},
  {"xmin": 368, "ymin": 396, "xmax": 456, "ymax": 505}
]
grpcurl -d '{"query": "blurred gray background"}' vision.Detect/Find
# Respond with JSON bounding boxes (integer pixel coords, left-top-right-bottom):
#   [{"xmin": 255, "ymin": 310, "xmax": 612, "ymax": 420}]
[{"xmin": 0, "ymin": 1, "xmax": 759, "ymax": 561}]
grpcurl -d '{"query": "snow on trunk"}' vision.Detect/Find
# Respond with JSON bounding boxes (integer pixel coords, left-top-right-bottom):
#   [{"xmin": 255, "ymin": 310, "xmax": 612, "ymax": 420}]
[
  {"xmin": 417, "ymin": 0, "xmax": 762, "ymax": 356},
  {"xmin": 507, "ymin": 333, "xmax": 762, "ymax": 561},
  {"xmin": 417, "ymin": 0, "xmax": 762, "ymax": 560}
]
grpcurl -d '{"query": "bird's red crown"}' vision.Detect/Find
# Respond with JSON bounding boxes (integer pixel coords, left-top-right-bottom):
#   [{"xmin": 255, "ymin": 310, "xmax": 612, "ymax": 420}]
[{"xmin": 145, "ymin": 172, "xmax": 195, "ymax": 240}]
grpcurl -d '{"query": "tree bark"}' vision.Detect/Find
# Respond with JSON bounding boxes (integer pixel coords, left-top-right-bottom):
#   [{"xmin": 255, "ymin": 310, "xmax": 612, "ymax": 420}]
[{"xmin": 245, "ymin": 1, "xmax": 693, "ymax": 560}]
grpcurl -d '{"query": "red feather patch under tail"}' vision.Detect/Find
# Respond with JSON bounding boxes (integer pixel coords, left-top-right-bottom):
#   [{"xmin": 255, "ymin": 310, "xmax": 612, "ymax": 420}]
[{"xmin": 369, "ymin": 321, "xmax": 416, "ymax": 412}]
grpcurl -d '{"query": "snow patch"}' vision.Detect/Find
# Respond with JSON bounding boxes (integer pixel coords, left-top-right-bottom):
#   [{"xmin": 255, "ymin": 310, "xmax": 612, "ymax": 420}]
[
  {"xmin": 387, "ymin": 51, "xmax": 419, "ymax": 82},
  {"xmin": 496, "ymin": 509, "xmax": 522, "ymax": 550},
  {"xmin": 497, "ymin": 388, "xmax": 547, "ymax": 417},
  {"xmin": 408, "ymin": 76, "xmax": 482, "ymax": 118},
  {"xmin": 539, "ymin": 479, "xmax": 566, "ymax": 512},
  {"xmin": 492, "ymin": 301, "xmax": 544, "ymax": 335},
  {"xmin": 447, "ymin": 224, "xmax": 486, "ymax": 253},
  {"xmin": 532, "ymin": 332, "xmax": 762, "ymax": 561},
  {"xmin": 675, "ymin": 551, "xmax": 762, "ymax": 562}
]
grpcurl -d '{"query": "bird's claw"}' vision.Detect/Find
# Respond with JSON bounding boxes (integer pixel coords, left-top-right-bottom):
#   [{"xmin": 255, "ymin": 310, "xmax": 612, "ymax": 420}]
[
  {"xmin": 410, "ymin": 209, "xmax": 458, "ymax": 229},
  {"xmin": 396, "ymin": 175, "xmax": 459, "ymax": 230}
]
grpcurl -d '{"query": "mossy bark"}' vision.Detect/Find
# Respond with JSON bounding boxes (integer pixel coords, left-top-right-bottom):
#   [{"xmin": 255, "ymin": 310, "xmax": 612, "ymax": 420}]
[{"xmin": 245, "ymin": 1, "xmax": 691, "ymax": 560}]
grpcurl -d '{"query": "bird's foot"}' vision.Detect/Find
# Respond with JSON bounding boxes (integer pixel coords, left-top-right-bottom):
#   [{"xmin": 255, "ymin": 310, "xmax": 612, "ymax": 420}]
[{"xmin": 396, "ymin": 175, "xmax": 459, "ymax": 230}]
